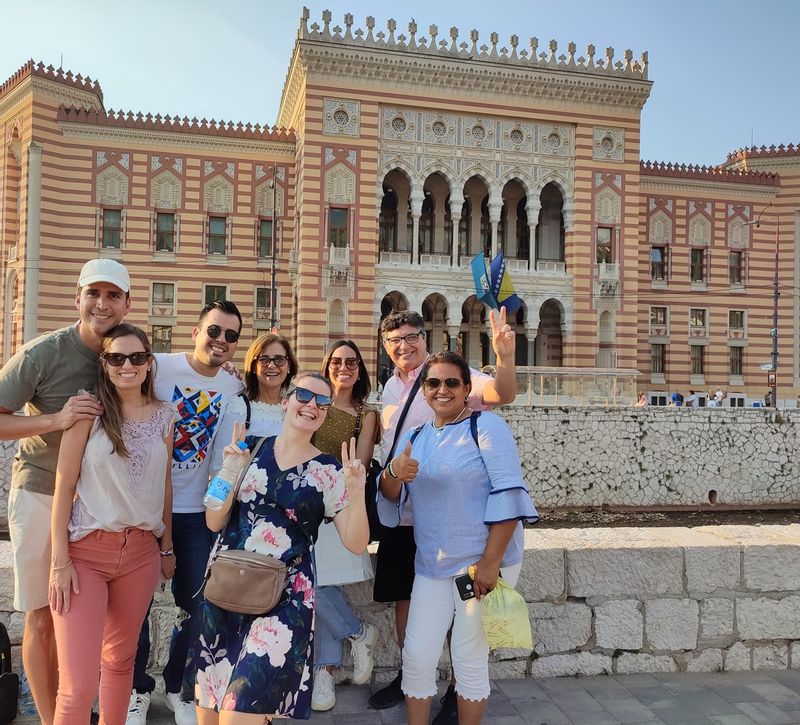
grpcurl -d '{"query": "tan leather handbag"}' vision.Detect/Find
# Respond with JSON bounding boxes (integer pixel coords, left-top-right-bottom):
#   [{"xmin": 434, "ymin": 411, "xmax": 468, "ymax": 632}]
[
  {"xmin": 202, "ymin": 437, "xmax": 288, "ymax": 616},
  {"xmin": 204, "ymin": 549, "xmax": 287, "ymax": 615}
]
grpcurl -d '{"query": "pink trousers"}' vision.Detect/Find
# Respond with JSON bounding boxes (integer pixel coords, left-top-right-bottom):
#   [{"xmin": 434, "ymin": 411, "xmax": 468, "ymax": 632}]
[{"xmin": 51, "ymin": 528, "xmax": 160, "ymax": 725}]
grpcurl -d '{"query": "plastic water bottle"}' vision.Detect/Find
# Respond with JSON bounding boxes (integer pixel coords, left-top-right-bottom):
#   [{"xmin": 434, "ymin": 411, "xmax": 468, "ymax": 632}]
[{"xmin": 203, "ymin": 441, "xmax": 249, "ymax": 510}]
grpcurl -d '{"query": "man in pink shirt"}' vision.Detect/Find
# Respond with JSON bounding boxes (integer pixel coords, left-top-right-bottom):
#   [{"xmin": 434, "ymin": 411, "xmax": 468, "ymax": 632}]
[{"xmin": 369, "ymin": 308, "xmax": 517, "ymax": 722}]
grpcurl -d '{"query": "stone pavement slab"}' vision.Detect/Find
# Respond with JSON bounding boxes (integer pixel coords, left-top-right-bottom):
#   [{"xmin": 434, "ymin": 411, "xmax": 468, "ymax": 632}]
[{"xmin": 87, "ymin": 669, "xmax": 800, "ymax": 724}]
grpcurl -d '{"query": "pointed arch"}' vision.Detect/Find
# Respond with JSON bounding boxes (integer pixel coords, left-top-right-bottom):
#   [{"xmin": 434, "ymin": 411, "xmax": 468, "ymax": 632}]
[
  {"xmin": 151, "ymin": 170, "xmax": 181, "ymax": 209},
  {"xmin": 204, "ymin": 176, "xmax": 233, "ymax": 213},
  {"xmin": 96, "ymin": 165, "xmax": 128, "ymax": 205}
]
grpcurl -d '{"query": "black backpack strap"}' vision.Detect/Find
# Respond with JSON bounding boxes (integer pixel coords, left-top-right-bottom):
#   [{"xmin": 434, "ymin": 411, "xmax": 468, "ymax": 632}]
[
  {"xmin": 238, "ymin": 392, "xmax": 251, "ymax": 430},
  {"xmin": 385, "ymin": 374, "xmax": 422, "ymax": 461}
]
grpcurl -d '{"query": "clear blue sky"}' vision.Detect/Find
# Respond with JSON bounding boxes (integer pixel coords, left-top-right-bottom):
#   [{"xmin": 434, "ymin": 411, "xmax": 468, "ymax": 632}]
[{"xmin": 1, "ymin": 0, "xmax": 796, "ymax": 166}]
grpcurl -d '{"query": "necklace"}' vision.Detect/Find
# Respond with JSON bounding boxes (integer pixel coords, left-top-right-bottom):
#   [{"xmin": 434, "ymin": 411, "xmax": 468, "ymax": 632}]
[{"xmin": 432, "ymin": 405, "xmax": 468, "ymax": 432}]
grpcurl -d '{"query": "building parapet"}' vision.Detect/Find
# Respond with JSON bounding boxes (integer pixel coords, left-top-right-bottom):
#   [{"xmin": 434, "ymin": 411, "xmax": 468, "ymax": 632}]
[
  {"xmin": 725, "ymin": 143, "xmax": 800, "ymax": 164},
  {"xmin": 0, "ymin": 60, "xmax": 103, "ymax": 104},
  {"xmin": 55, "ymin": 105, "xmax": 295, "ymax": 143},
  {"xmin": 639, "ymin": 160, "xmax": 779, "ymax": 187},
  {"xmin": 298, "ymin": 8, "xmax": 649, "ymax": 80}
]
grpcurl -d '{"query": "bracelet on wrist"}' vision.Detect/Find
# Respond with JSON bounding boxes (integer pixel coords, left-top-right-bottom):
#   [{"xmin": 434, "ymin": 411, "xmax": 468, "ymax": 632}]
[
  {"xmin": 51, "ymin": 560, "xmax": 72, "ymax": 572},
  {"xmin": 387, "ymin": 459, "xmax": 397, "ymax": 479},
  {"xmin": 159, "ymin": 549, "xmax": 175, "ymax": 557}
]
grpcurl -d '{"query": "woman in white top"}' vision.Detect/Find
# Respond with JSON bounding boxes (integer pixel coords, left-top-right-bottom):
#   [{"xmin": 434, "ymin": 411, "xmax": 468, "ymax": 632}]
[
  {"xmin": 210, "ymin": 332, "xmax": 298, "ymax": 477},
  {"xmin": 49, "ymin": 324, "xmax": 175, "ymax": 725}
]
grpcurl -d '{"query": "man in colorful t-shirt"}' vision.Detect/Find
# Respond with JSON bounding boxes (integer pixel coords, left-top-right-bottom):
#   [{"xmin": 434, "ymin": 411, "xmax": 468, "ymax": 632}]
[{"xmin": 128, "ymin": 300, "xmax": 243, "ymax": 725}]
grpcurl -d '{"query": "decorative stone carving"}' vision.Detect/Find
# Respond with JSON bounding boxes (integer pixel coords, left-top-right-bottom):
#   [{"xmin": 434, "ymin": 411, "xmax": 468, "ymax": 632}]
[
  {"xmin": 96, "ymin": 150, "xmax": 107, "ymax": 167},
  {"xmin": 325, "ymin": 163, "xmax": 356, "ymax": 204},
  {"xmin": 424, "ymin": 113, "xmax": 456, "ymax": 145},
  {"xmin": 689, "ymin": 216, "xmax": 711, "ymax": 247},
  {"xmin": 728, "ymin": 217, "xmax": 750, "ymax": 249},
  {"xmin": 593, "ymin": 126, "xmax": 624, "ymax": 161},
  {"xmin": 539, "ymin": 125, "xmax": 571, "ymax": 157},
  {"xmin": 204, "ymin": 176, "xmax": 233, "ymax": 213},
  {"xmin": 594, "ymin": 186, "xmax": 621, "ymax": 225},
  {"xmin": 151, "ymin": 170, "xmax": 181, "ymax": 209},
  {"xmin": 323, "ymin": 98, "xmax": 360, "ymax": 137},
  {"xmin": 118, "ymin": 153, "xmax": 130, "ymax": 170},
  {"xmin": 151, "ymin": 156, "xmax": 161, "ymax": 171},
  {"xmin": 327, "ymin": 298, "xmax": 349, "ymax": 334},
  {"xmin": 649, "ymin": 209, "xmax": 672, "ymax": 246},
  {"xmin": 254, "ymin": 180, "xmax": 285, "ymax": 216},
  {"xmin": 96, "ymin": 165, "xmax": 128, "ymax": 205}
]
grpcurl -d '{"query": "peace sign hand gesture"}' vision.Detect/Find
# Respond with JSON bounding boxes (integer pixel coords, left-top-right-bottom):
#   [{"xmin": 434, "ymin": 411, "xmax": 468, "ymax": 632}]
[
  {"xmin": 341, "ymin": 436, "xmax": 366, "ymax": 499},
  {"xmin": 490, "ymin": 306, "xmax": 516, "ymax": 362}
]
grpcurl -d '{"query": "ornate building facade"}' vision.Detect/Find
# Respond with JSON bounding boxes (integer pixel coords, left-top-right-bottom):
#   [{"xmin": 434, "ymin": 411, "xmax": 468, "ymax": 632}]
[{"xmin": 1, "ymin": 9, "xmax": 798, "ymax": 404}]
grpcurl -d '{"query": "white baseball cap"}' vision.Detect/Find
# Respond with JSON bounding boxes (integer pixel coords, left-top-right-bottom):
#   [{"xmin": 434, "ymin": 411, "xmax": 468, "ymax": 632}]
[{"xmin": 78, "ymin": 258, "xmax": 130, "ymax": 293}]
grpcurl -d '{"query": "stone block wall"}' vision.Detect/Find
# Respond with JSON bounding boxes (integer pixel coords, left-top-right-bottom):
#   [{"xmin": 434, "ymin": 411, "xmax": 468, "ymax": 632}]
[
  {"xmin": 3, "ymin": 525, "xmax": 800, "ymax": 683},
  {"xmin": 501, "ymin": 407, "xmax": 800, "ymax": 508}
]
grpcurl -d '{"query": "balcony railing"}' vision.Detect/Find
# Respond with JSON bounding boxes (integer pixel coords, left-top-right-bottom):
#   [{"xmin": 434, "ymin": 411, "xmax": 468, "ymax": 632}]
[
  {"xmin": 536, "ymin": 260, "xmax": 566, "ymax": 274},
  {"xmin": 598, "ymin": 262, "xmax": 620, "ymax": 281},
  {"xmin": 419, "ymin": 253, "xmax": 451, "ymax": 268},
  {"xmin": 378, "ymin": 251, "xmax": 411, "ymax": 266},
  {"xmin": 506, "ymin": 258, "xmax": 530, "ymax": 274},
  {"xmin": 329, "ymin": 246, "xmax": 350, "ymax": 267}
]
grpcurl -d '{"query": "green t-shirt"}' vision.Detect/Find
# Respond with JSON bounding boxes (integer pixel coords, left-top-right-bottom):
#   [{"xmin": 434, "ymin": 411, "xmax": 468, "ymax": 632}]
[{"xmin": 0, "ymin": 324, "xmax": 99, "ymax": 496}]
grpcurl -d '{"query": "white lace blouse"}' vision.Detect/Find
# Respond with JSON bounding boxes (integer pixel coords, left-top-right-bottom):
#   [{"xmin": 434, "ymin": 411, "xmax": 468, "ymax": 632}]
[{"xmin": 68, "ymin": 403, "xmax": 174, "ymax": 542}]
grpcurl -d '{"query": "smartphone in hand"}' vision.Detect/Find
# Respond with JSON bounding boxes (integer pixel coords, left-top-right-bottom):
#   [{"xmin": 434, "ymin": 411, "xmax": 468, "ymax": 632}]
[{"xmin": 455, "ymin": 573, "xmax": 476, "ymax": 601}]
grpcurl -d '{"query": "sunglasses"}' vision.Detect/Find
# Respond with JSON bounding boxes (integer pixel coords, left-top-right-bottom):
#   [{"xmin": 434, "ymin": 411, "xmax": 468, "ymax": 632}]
[
  {"xmin": 256, "ymin": 354, "xmax": 288, "ymax": 368},
  {"xmin": 329, "ymin": 357, "xmax": 360, "ymax": 370},
  {"xmin": 102, "ymin": 351, "xmax": 150, "ymax": 367},
  {"xmin": 289, "ymin": 386, "xmax": 333, "ymax": 410},
  {"xmin": 204, "ymin": 324, "xmax": 240, "ymax": 343},
  {"xmin": 423, "ymin": 377, "xmax": 463, "ymax": 391}
]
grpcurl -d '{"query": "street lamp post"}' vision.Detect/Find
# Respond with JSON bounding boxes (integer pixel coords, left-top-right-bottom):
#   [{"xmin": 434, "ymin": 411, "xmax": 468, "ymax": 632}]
[{"xmin": 749, "ymin": 202, "xmax": 779, "ymax": 407}]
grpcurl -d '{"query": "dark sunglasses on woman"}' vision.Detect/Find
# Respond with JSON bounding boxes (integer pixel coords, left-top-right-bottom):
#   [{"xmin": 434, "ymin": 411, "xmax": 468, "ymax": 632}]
[
  {"xmin": 256, "ymin": 354, "xmax": 288, "ymax": 368},
  {"xmin": 204, "ymin": 324, "xmax": 240, "ymax": 343},
  {"xmin": 329, "ymin": 357, "xmax": 360, "ymax": 370},
  {"xmin": 289, "ymin": 386, "xmax": 333, "ymax": 410},
  {"xmin": 102, "ymin": 352, "xmax": 150, "ymax": 367},
  {"xmin": 423, "ymin": 377, "xmax": 463, "ymax": 391}
]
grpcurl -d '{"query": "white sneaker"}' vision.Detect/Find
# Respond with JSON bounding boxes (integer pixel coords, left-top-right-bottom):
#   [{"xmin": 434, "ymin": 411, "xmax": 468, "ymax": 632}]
[
  {"xmin": 125, "ymin": 691, "xmax": 151, "ymax": 725},
  {"xmin": 164, "ymin": 691, "xmax": 198, "ymax": 725},
  {"xmin": 348, "ymin": 622, "xmax": 377, "ymax": 685},
  {"xmin": 311, "ymin": 668, "xmax": 336, "ymax": 712}
]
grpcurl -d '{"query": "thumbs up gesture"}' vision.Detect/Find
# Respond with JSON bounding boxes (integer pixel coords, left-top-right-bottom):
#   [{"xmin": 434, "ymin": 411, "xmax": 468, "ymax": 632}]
[{"xmin": 391, "ymin": 440, "xmax": 419, "ymax": 483}]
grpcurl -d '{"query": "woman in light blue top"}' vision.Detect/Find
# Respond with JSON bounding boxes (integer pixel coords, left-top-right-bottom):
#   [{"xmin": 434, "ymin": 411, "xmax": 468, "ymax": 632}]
[{"xmin": 378, "ymin": 351, "xmax": 538, "ymax": 725}]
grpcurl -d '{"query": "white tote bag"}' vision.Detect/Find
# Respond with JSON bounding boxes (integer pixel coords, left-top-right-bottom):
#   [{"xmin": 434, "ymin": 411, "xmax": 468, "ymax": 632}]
[{"xmin": 314, "ymin": 521, "xmax": 374, "ymax": 586}]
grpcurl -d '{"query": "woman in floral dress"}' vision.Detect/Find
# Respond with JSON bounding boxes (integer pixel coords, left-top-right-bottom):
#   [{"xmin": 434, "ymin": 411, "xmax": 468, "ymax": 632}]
[{"xmin": 191, "ymin": 372, "xmax": 369, "ymax": 723}]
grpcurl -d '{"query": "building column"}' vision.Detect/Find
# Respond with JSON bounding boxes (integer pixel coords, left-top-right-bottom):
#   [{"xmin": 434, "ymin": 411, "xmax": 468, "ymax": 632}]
[
  {"xmin": 410, "ymin": 193, "xmax": 423, "ymax": 265},
  {"xmin": 448, "ymin": 325, "xmax": 461, "ymax": 352},
  {"xmin": 526, "ymin": 330, "xmax": 537, "ymax": 366},
  {"xmin": 489, "ymin": 201, "xmax": 502, "ymax": 259},
  {"xmin": 527, "ymin": 201, "xmax": 540, "ymax": 271},
  {"xmin": 23, "ymin": 142, "xmax": 42, "ymax": 342},
  {"xmin": 449, "ymin": 189, "xmax": 464, "ymax": 266}
]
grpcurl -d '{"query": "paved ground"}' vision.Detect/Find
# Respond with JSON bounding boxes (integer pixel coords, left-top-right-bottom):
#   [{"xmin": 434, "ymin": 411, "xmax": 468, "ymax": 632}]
[{"xmin": 137, "ymin": 670, "xmax": 800, "ymax": 724}]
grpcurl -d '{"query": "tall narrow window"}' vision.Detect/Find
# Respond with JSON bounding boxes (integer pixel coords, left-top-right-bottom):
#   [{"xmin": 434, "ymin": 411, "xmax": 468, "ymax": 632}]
[
  {"xmin": 690, "ymin": 345, "xmax": 705, "ymax": 376},
  {"xmin": 729, "ymin": 310, "xmax": 745, "ymax": 330},
  {"xmin": 729, "ymin": 251, "xmax": 743, "ymax": 284},
  {"xmin": 651, "ymin": 343, "xmax": 665, "ymax": 375},
  {"xmin": 329, "ymin": 208, "xmax": 348, "ymax": 247},
  {"xmin": 690, "ymin": 248, "xmax": 705, "ymax": 282},
  {"xmin": 729, "ymin": 346, "xmax": 743, "ymax": 376},
  {"xmin": 596, "ymin": 227, "xmax": 613, "ymax": 264},
  {"xmin": 151, "ymin": 325, "xmax": 172, "ymax": 353},
  {"xmin": 102, "ymin": 209, "xmax": 122, "ymax": 249},
  {"xmin": 155, "ymin": 212, "xmax": 175, "ymax": 252},
  {"xmin": 650, "ymin": 306, "xmax": 667, "ymax": 327},
  {"xmin": 650, "ymin": 246, "xmax": 666, "ymax": 280},
  {"xmin": 204, "ymin": 285, "xmax": 227, "ymax": 305},
  {"xmin": 258, "ymin": 219, "xmax": 273, "ymax": 258},
  {"xmin": 690, "ymin": 308, "xmax": 706, "ymax": 329},
  {"xmin": 151, "ymin": 283, "xmax": 175, "ymax": 316},
  {"xmin": 208, "ymin": 216, "xmax": 226, "ymax": 255}
]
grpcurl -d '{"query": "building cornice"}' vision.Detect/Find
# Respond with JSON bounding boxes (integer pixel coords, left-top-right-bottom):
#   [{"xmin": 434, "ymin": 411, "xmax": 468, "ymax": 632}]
[
  {"xmin": 639, "ymin": 160, "xmax": 779, "ymax": 187},
  {"xmin": 58, "ymin": 122, "xmax": 296, "ymax": 157},
  {"xmin": 0, "ymin": 76, "xmax": 102, "ymax": 119},
  {"xmin": 639, "ymin": 176, "xmax": 778, "ymax": 200},
  {"xmin": 0, "ymin": 60, "xmax": 103, "ymax": 104}
]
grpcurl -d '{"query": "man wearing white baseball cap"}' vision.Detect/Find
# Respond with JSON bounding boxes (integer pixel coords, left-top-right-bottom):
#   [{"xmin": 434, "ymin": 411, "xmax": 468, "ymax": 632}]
[{"xmin": 0, "ymin": 258, "xmax": 132, "ymax": 724}]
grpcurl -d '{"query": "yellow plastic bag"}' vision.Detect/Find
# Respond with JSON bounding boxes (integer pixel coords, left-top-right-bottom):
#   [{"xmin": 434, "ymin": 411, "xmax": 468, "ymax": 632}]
[{"xmin": 479, "ymin": 577, "xmax": 533, "ymax": 650}]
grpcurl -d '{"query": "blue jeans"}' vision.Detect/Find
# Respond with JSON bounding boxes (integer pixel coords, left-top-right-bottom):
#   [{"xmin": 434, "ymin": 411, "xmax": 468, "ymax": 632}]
[
  {"xmin": 131, "ymin": 513, "xmax": 215, "ymax": 696},
  {"xmin": 315, "ymin": 585, "xmax": 361, "ymax": 669}
]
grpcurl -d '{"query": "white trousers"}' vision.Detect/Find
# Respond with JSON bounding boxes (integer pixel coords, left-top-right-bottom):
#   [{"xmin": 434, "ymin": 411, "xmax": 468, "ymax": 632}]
[{"xmin": 401, "ymin": 564, "xmax": 521, "ymax": 702}]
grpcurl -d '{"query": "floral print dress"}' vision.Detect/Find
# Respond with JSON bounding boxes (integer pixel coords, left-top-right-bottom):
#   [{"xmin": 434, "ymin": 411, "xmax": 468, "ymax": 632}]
[{"xmin": 190, "ymin": 437, "xmax": 348, "ymax": 718}]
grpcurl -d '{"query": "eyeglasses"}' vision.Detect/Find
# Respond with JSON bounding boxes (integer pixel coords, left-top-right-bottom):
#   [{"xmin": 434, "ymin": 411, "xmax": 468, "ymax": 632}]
[
  {"xmin": 289, "ymin": 386, "xmax": 333, "ymax": 410},
  {"xmin": 423, "ymin": 377, "xmax": 463, "ymax": 391},
  {"xmin": 204, "ymin": 324, "xmax": 240, "ymax": 343},
  {"xmin": 329, "ymin": 357, "xmax": 360, "ymax": 370},
  {"xmin": 256, "ymin": 354, "xmax": 288, "ymax": 368},
  {"xmin": 384, "ymin": 331, "xmax": 425, "ymax": 348},
  {"xmin": 102, "ymin": 351, "xmax": 150, "ymax": 367}
]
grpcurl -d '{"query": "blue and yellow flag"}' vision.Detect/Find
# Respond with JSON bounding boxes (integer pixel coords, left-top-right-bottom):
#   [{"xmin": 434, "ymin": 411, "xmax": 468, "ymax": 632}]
[
  {"xmin": 489, "ymin": 252, "xmax": 522, "ymax": 313},
  {"xmin": 470, "ymin": 253, "xmax": 498, "ymax": 308}
]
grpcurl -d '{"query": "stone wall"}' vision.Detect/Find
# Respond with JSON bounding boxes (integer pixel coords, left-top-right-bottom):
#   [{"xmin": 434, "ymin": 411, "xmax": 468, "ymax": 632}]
[
  {"xmin": 2, "ymin": 525, "xmax": 800, "ymax": 681},
  {"xmin": 502, "ymin": 407, "xmax": 800, "ymax": 509}
]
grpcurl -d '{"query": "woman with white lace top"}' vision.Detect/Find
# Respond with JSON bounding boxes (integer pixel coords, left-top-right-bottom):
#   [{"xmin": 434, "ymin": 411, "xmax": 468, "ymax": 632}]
[
  {"xmin": 49, "ymin": 324, "xmax": 175, "ymax": 725},
  {"xmin": 210, "ymin": 332, "xmax": 298, "ymax": 477}
]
